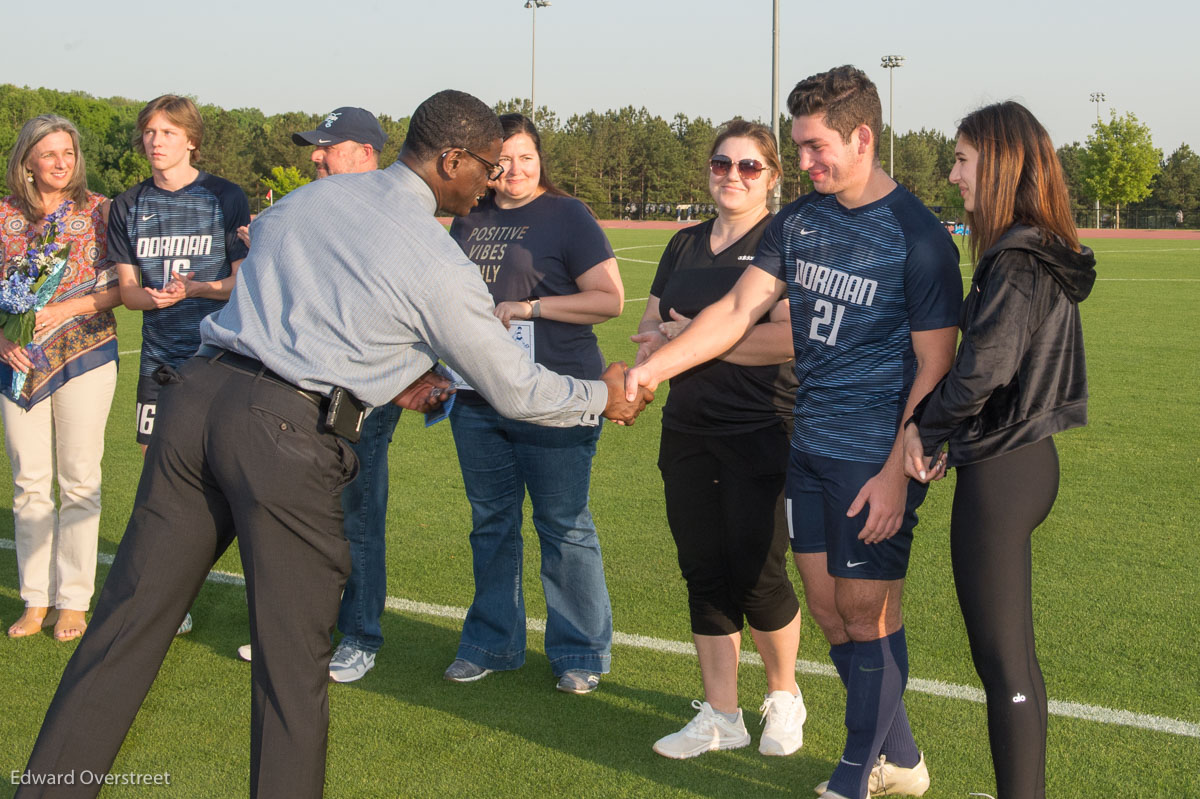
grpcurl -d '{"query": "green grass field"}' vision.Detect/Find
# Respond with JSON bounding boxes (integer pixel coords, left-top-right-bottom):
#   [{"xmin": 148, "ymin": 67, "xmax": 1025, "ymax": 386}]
[{"xmin": 1, "ymin": 233, "xmax": 1197, "ymax": 798}]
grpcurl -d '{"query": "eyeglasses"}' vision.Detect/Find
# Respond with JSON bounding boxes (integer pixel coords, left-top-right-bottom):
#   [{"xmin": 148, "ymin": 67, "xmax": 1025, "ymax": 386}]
[
  {"xmin": 443, "ymin": 147, "xmax": 505, "ymax": 181},
  {"xmin": 709, "ymin": 156, "xmax": 769, "ymax": 180}
]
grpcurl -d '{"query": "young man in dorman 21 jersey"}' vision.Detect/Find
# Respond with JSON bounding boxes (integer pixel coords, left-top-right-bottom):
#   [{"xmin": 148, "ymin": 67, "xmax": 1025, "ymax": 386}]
[{"xmin": 625, "ymin": 65, "xmax": 962, "ymax": 799}]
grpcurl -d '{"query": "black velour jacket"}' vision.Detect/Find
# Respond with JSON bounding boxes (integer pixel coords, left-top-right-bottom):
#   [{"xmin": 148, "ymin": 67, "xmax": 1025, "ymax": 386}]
[{"xmin": 913, "ymin": 224, "xmax": 1097, "ymax": 467}]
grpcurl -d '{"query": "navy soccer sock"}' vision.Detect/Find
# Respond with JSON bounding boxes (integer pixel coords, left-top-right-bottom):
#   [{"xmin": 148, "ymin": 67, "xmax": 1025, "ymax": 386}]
[
  {"xmin": 829, "ymin": 638, "xmax": 919, "ymax": 769},
  {"xmin": 829, "ymin": 640, "xmax": 853, "ymax": 684},
  {"xmin": 827, "ymin": 628, "xmax": 911, "ymax": 798}
]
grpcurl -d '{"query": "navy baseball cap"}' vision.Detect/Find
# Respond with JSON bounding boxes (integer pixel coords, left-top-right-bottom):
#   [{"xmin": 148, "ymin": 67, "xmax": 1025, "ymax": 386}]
[{"xmin": 292, "ymin": 107, "xmax": 387, "ymax": 150}]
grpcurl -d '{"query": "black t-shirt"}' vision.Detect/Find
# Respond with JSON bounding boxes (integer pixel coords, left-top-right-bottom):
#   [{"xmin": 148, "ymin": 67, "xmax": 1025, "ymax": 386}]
[
  {"xmin": 449, "ymin": 193, "xmax": 615, "ymax": 380},
  {"xmin": 651, "ymin": 216, "xmax": 798, "ymax": 434}
]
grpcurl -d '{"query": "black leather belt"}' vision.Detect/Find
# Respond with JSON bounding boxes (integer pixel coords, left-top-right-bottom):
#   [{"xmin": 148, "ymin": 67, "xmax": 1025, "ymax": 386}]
[{"xmin": 204, "ymin": 348, "xmax": 326, "ymax": 407}]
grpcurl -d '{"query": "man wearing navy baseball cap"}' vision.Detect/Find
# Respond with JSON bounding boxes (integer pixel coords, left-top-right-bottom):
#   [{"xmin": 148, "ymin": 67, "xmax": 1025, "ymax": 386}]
[
  {"xmin": 236, "ymin": 105, "xmax": 397, "ymax": 684},
  {"xmin": 292, "ymin": 106, "xmax": 387, "ymax": 178}
]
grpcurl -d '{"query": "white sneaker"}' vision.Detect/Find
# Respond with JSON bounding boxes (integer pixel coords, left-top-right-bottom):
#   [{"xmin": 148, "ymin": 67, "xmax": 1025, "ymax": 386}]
[
  {"xmin": 328, "ymin": 640, "xmax": 376, "ymax": 683},
  {"xmin": 814, "ymin": 752, "xmax": 931, "ymax": 796},
  {"xmin": 236, "ymin": 644, "xmax": 252, "ymax": 662},
  {"xmin": 652, "ymin": 700, "xmax": 751, "ymax": 759},
  {"xmin": 758, "ymin": 689, "xmax": 807, "ymax": 756}
]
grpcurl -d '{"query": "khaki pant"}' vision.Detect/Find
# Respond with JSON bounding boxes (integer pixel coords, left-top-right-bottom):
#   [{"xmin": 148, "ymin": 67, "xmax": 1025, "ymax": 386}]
[{"xmin": 1, "ymin": 361, "xmax": 117, "ymax": 610}]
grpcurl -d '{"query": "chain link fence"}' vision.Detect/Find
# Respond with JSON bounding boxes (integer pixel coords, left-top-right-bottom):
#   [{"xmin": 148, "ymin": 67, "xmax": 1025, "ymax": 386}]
[{"xmin": 1071, "ymin": 206, "xmax": 1193, "ymax": 230}]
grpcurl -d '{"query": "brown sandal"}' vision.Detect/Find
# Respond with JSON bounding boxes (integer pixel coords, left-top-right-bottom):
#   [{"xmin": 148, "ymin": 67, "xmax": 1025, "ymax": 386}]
[
  {"xmin": 8, "ymin": 606, "xmax": 52, "ymax": 638},
  {"xmin": 53, "ymin": 609, "xmax": 88, "ymax": 642}
]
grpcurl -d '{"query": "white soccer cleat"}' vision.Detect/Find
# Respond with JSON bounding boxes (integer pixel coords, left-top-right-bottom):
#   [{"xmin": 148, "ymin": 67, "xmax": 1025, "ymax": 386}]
[{"xmin": 814, "ymin": 751, "xmax": 931, "ymax": 796}]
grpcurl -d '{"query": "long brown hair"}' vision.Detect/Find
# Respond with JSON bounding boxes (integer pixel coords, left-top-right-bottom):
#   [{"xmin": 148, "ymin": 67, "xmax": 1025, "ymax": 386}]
[
  {"xmin": 497, "ymin": 113, "xmax": 596, "ymax": 216},
  {"xmin": 956, "ymin": 101, "xmax": 1079, "ymax": 263},
  {"xmin": 498, "ymin": 113, "xmax": 568, "ymax": 197},
  {"xmin": 5, "ymin": 115, "xmax": 90, "ymax": 222}
]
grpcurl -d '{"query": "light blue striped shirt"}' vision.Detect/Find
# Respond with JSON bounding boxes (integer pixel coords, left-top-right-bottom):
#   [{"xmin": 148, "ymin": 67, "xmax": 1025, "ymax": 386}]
[{"xmin": 200, "ymin": 160, "xmax": 605, "ymax": 426}]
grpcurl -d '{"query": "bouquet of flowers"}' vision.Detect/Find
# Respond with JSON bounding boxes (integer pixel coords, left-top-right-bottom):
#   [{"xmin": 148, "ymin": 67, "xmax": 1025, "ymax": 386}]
[{"xmin": 0, "ymin": 201, "xmax": 72, "ymax": 399}]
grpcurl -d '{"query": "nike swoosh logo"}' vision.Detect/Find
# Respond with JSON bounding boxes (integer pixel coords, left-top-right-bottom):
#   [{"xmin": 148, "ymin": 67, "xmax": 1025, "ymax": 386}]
[
  {"xmin": 800, "ymin": 228, "xmax": 816, "ymax": 235},
  {"xmin": 846, "ymin": 560, "xmax": 868, "ymax": 568},
  {"xmin": 141, "ymin": 214, "xmax": 156, "ymax": 221},
  {"xmin": 859, "ymin": 664, "xmax": 886, "ymax": 672},
  {"xmin": 839, "ymin": 758, "xmax": 863, "ymax": 767},
  {"xmin": 317, "ymin": 139, "xmax": 332, "ymax": 144}
]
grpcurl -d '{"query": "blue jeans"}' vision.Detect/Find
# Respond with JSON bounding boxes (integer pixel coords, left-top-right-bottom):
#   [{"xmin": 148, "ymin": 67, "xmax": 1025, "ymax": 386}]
[
  {"xmin": 449, "ymin": 400, "xmax": 612, "ymax": 676},
  {"xmin": 336, "ymin": 402, "xmax": 402, "ymax": 653}
]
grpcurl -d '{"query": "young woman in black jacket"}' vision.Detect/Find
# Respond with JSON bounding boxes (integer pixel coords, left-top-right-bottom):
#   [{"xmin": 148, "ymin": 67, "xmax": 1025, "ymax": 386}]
[{"xmin": 902, "ymin": 102, "xmax": 1096, "ymax": 799}]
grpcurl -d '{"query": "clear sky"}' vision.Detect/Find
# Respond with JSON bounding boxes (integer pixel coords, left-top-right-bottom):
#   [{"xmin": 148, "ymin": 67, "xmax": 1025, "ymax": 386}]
[{"xmin": 9, "ymin": 0, "xmax": 1197, "ymax": 156}]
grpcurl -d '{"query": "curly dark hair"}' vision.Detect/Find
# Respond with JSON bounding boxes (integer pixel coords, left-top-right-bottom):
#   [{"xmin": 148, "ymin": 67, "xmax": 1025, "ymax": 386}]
[
  {"xmin": 787, "ymin": 65, "xmax": 882, "ymax": 150},
  {"xmin": 403, "ymin": 90, "xmax": 503, "ymax": 159}
]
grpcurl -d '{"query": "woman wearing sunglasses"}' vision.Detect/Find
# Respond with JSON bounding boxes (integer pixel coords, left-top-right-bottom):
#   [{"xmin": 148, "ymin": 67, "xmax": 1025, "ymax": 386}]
[
  {"xmin": 633, "ymin": 120, "xmax": 805, "ymax": 759},
  {"xmin": 903, "ymin": 102, "xmax": 1095, "ymax": 799},
  {"xmin": 444, "ymin": 113, "xmax": 624, "ymax": 695}
]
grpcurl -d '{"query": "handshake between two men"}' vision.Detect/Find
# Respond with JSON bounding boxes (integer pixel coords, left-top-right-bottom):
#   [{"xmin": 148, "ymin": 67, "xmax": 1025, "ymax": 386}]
[{"xmin": 389, "ymin": 362, "xmax": 655, "ymax": 425}]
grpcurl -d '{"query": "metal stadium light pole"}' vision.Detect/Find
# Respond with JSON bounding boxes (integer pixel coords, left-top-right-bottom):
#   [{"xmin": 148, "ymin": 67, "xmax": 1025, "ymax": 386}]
[
  {"xmin": 880, "ymin": 55, "xmax": 905, "ymax": 178},
  {"xmin": 770, "ymin": 0, "xmax": 781, "ymax": 213},
  {"xmin": 1090, "ymin": 92, "xmax": 1106, "ymax": 229},
  {"xmin": 525, "ymin": 0, "xmax": 551, "ymax": 122}
]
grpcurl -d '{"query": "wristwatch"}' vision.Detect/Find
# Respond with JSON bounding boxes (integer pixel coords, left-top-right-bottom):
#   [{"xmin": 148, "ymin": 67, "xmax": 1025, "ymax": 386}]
[{"xmin": 527, "ymin": 297, "xmax": 541, "ymax": 318}]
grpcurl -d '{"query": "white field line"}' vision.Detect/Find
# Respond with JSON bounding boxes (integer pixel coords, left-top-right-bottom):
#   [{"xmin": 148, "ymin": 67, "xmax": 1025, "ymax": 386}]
[
  {"xmin": 3, "ymin": 539, "xmax": 1195, "ymax": 740},
  {"xmin": 1088, "ymin": 247, "xmax": 1200, "ymax": 254},
  {"xmin": 613, "ymin": 244, "xmax": 664, "ymax": 265},
  {"xmin": 956, "ymin": 276, "xmax": 1200, "ymax": 282}
]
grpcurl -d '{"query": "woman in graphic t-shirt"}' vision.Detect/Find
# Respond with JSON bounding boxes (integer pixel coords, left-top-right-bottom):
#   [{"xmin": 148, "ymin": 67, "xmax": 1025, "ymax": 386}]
[{"xmin": 445, "ymin": 114, "xmax": 623, "ymax": 695}]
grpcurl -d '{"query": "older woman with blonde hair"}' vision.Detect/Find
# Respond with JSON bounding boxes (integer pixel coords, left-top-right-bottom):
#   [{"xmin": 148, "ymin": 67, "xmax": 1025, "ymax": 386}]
[{"xmin": 1, "ymin": 114, "xmax": 121, "ymax": 641}]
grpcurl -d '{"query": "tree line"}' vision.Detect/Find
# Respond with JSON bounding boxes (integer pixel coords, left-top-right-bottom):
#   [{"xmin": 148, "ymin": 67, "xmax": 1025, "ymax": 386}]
[{"xmin": 1, "ymin": 85, "xmax": 1195, "ymax": 227}]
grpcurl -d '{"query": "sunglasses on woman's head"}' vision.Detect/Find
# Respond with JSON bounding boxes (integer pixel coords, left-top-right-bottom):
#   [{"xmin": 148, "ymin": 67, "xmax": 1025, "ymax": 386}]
[{"xmin": 709, "ymin": 156, "xmax": 767, "ymax": 180}]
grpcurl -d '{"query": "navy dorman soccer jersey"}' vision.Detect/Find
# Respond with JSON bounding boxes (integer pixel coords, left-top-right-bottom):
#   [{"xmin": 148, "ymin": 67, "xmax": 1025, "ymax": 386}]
[
  {"xmin": 108, "ymin": 172, "xmax": 250, "ymax": 375},
  {"xmin": 754, "ymin": 185, "xmax": 961, "ymax": 463}
]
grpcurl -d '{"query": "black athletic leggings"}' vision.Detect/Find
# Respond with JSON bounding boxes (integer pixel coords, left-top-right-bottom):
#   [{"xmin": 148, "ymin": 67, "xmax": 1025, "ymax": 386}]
[{"xmin": 951, "ymin": 436, "xmax": 1059, "ymax": 799}]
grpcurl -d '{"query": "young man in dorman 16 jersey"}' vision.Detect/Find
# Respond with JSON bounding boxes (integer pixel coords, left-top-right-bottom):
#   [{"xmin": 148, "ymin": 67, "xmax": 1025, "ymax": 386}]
[
  {"xmin": 107, "ymin": 94, "xmax": 249, "ymax": 636},
  {"xmin": 109, "ymin": 94, "xmax": 249, "ymax": 455}
]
